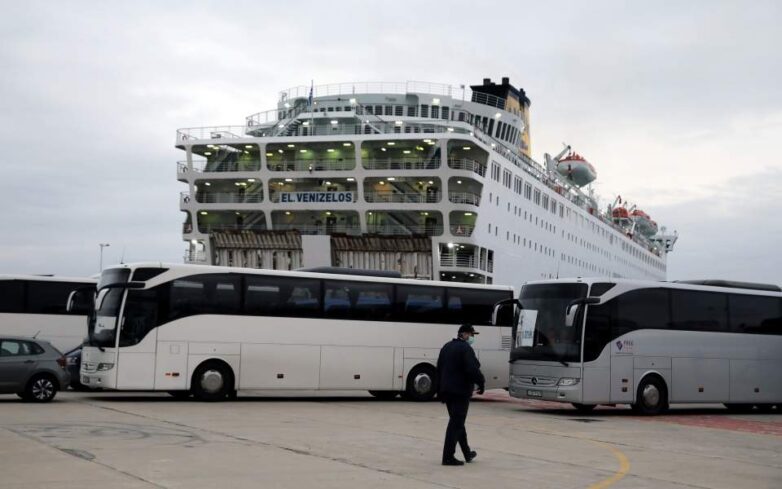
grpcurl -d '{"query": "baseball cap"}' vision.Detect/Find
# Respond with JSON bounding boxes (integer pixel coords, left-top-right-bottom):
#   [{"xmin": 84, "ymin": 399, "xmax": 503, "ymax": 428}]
[{"xmin": 458, "ymin": 324, "xmax": 479, "ymax": 335}]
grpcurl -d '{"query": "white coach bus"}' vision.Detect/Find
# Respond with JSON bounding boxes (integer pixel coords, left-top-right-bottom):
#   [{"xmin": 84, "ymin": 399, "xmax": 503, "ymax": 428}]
[
  {"xmin": 0, "ymin": 275, "xmax": 97, "ymax": 351},
  {"xmin": 80, "ymin": 263, "xmax": 514, "ymax": 401},
  {"xmin": 495, "ymin": 278, "xmax": 782, "ymax": 414}
]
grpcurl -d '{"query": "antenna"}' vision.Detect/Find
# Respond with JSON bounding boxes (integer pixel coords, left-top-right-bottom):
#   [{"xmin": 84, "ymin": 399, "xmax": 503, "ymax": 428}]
[
  {"xmin": 120, "ymin": 246, "xmax": 126, "ymax": 264},
  {"xmin": 32, "ymin": 330, "xmax": 40, "ymax": 339}
]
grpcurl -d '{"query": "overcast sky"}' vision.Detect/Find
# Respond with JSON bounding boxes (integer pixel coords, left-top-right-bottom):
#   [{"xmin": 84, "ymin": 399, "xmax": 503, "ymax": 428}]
[{"xmin": 1, "ymin": 0, "xmax": 780, "ymax": 283}]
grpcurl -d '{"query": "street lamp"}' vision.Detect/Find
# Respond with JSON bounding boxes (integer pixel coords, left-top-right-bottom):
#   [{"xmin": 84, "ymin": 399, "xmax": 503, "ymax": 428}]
[{"xmin": 99, "ymin": 243, "xmax": 110, "ymax": 271}]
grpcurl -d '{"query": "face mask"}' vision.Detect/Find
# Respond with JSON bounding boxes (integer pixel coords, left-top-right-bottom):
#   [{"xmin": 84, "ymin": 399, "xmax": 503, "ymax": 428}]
[{"xmin": 466, "ymin": 336, "xmax": 475, "ymax": 345}]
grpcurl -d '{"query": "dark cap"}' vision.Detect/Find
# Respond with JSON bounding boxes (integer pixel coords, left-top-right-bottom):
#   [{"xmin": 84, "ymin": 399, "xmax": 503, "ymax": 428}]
[{"xmin": 458, "ymin": 324, "xmax": 479, "ymax": 335}]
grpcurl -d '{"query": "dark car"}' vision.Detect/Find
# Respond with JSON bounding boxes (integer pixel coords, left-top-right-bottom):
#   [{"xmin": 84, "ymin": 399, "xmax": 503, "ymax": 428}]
[
  {"xmin": 64, "ymin": 347, "xmax": 83, "ymax": 390},
  {"xmin": 0, "ymin": 336, "xmax": 70, "ymax": 402}
]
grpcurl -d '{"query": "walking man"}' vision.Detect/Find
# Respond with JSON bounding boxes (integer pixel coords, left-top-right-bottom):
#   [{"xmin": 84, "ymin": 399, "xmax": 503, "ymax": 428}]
[{"xmin": 437, "ymin": 324, "xmax": 485, "ymax": 466}]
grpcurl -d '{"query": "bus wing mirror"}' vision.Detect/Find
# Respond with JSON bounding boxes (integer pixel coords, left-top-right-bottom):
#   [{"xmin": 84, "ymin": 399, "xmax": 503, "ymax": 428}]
[
  {"xmin": 492, "ymin": 298, "xmax": 522, "ymax": 326},
  {"xmin": 66, "ymin": 291, "xmax": 77, "ymax": 313},
  {"xmin": 564, "ymin": 297, "xmax": 600, "ymax": 327},
  {"xmin": 95, "ymin": 289, "xmax": 109, "ymax": 311}
]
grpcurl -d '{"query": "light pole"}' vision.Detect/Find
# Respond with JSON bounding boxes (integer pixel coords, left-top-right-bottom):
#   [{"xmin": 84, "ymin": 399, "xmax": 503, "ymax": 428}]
[{"xmin": 99, "ymin": 243, "xmax": 110, "ymax": 271}]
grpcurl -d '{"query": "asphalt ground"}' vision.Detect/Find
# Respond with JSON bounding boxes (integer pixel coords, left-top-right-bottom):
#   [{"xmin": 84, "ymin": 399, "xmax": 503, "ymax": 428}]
[{"xmin": 0, "ymin": 390, "xmax": 780, "ymax": 489}]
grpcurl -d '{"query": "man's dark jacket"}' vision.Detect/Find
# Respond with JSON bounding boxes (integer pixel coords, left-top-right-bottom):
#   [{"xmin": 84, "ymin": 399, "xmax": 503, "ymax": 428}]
[{"xmin": 437, "ymin": 338, "xmax": 485, "ymax": 398}]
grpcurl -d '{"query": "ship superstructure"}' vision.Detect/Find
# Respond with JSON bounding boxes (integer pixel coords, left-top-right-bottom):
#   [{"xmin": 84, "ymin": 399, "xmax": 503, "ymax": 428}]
[{"xmin": 176, "ymin": 78, "xmax": 677, "ymax": 284}]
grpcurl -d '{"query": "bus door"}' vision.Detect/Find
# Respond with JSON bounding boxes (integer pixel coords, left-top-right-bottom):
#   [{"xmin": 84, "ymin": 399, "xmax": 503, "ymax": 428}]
[
  {"xmin": 115, "ymin": 288, "xmax": 159, "ymax": 390},
  {"xmin": 610, "ymin": 338, "xmax": 634, "ymax": 403}
]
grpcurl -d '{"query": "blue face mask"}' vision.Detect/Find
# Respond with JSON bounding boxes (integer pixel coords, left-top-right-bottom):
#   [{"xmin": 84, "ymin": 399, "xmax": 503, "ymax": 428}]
[{"xmin": 466, "ymin": 336, "xmax": 475, "ymax": 345}]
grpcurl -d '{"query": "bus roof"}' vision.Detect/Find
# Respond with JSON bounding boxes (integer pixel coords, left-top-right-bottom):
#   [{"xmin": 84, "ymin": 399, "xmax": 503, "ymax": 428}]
[
  {"xmin": 0, "ymin": 274, "xmax": 98, "ymax": 284},
  {"xmin": 104, "ymin": 262, "xmax": 515, "ymax": 291},
  {"xmin": 520, "ymin": 277, "xmax": 782, "ymax": 296}
]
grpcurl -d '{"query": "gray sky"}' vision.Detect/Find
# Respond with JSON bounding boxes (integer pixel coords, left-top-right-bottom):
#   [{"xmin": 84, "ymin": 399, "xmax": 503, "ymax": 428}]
[{"xmin": 1, "ymin": 0, "xmax": 780, "ymax": 283}]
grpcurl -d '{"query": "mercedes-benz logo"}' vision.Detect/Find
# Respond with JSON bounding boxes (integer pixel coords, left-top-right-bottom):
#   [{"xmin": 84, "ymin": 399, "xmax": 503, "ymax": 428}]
[{"xmin": 531, "ymin": 377, "xmax": 538, "ymax": 385}]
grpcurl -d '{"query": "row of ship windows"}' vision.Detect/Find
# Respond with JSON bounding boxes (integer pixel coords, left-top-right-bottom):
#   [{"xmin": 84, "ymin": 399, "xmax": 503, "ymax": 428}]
[{"xmin": 487, "ymin": 165, "xmax": 664, "ymax": 269}]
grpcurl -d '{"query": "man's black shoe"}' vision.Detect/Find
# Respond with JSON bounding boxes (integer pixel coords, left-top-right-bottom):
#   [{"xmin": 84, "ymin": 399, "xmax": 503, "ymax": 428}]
[
  {"xmin": 465, "ymin": 450, "xmax": 477, "ymax": 463},
  {"xmin": 442, "ymin": 458, "xmax": 465, "ymax": 466}
]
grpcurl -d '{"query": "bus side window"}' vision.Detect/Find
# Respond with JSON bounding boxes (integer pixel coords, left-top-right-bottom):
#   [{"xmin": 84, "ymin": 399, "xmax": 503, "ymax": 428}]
[
  {"xmin": 729, "ymin": 294, "xmax": 782, "ymax": 335},
  {"xmin": 613, "ymin": 288, "xmax": 671, "ymax": 338},
  {"xmin": 445, "ymin": 288, "xmax": 512, "ymax": 326},
  {"xmin": 670, "ymin": 290, "xmax": 728, "ymax": 332},
  {"xmin": 0, "ymin": 281, "xmax": 24, "ymax": 313},
  {"xmin": 395, "ymin": 285, "xmax": 444, "ymax": 323}
]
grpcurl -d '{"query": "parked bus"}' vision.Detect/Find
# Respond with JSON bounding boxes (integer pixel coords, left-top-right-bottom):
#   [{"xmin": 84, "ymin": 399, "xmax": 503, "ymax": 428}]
[
  {"xmin": 80, "ymin": 263, "xmax": 514, "ymax": 401},
  {"xmin": 0, "ymin": 275, "xmax": 97, "ymax": 352},
  {"xmin": 494, "ymin": 278, "xmax": 782, "ymax": 414}
]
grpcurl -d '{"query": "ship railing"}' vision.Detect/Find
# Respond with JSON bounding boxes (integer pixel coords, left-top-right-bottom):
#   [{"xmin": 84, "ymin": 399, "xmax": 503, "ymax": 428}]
[
  {"xmin": 269, "ymin": 191, "xmax": 358, "ymax": 203},
  {"xmin": 277, "ymin": 81, "xmax": 470, "ymax": 103},
  {"xmin": 470, "ymin": 92, "xmax": 506, "ymax": 110},
  {"xmin": 439, "ymin": 254, "xmax": 479, "ymax": 269},
  {"xmin": 366, "ymin": 224, "xmax": 443, "ymax": 236},
  {"xmin": 272, "ymin": 223, "xmax": 361, "ymax": 235},
  {"xmin": 362, "ymin": 158, "xmax": 438, "ymax": 170},
  {"xmin": 448, "ymin": 192, "xmax": 481, "ymax": 206},
  {"xmin": 194, "ymin": 192, "xmax": 264, "ymax": 204},
  {"xmin": 201, "ymin": 224, "xmax": 268, "ymax": 233},
  {"xmin": 267, "ymin": 159, "xmax": 356, "ymax": 171},
  {"xmin": 449, "ymin": 224, "xmax": 475, "ymax": 237},
  {"xmin": 177, "ymin": 126, "xmax": 249, "ymax": 142},
  {"xmin": 187, "ymin": 160, "xmax": 262, "ymax": 173},
  {"xmin": 364, "ymin": 191, "xmax": 439, "ymax": 204},
  {"xmin": 245, "ymin": 108, "xmax": 287, "ymax": 128},
  {"xmin": 447, "ymin": 158, "xmax": 486, "ymax": 177}
]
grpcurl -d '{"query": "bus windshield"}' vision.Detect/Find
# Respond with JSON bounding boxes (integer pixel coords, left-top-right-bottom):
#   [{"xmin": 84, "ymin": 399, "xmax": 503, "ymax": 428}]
[
  {"xmin": 88, "ymin": 269, "xmax": 131, "ymax": 348},
  {"xmin": 512, "ymin": 283, "xmax": 588, "ymax": 363}
]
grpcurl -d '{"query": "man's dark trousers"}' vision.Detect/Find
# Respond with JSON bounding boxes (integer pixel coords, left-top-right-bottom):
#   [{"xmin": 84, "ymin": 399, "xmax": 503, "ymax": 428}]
[{"xmin": 443, "ymin": 394, "xmax": 471, "ymax": 461}]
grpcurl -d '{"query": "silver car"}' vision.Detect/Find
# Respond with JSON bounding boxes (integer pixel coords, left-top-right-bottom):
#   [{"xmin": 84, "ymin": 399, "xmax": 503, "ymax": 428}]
[{"xmin": 0, "ymin": 336, "xmax": 70, "ymax": 402}]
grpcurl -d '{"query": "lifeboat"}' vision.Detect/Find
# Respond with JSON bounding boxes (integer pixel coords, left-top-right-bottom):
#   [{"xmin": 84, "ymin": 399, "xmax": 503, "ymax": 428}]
[
  {"xmin": 612, "ymin": 207, "xmax": 630, "ymax": 220},
  {"xmin": 556, "ymin": 152, "xmax": 597, "ymax": 187},
  {"xmin": 631, "ymin": 209, "xmax": 659, "ymax": 237}
]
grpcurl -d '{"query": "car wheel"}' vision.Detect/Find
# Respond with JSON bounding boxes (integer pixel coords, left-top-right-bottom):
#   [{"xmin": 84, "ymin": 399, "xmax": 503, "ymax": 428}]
[
  {"xmin": 25, "ymin": 375, "xmax": 58, "ymax": 403},
  {"xmin": 572, "ymin": 403, "xmax": 596, "ymax": 413},
  {"xmin": 632, "ymin": 376, "xmax": 668, "ymax": 415},
  {"xmin": 368, "ymin": 390, "xmax": 399, "ymax": 400},
  {"xmin": 403, "ymin": 365, "xmax": 437, "ymax": 402},
  {"xmin": 191, "ymin": 362, "xmax": 233, "ymax": 402}
]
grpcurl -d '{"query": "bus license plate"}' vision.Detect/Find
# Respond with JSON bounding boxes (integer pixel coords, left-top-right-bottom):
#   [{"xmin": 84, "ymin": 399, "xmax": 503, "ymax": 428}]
[{"xmin": 527, "ymin": 390, "xmax": 542, "ymax": 398}]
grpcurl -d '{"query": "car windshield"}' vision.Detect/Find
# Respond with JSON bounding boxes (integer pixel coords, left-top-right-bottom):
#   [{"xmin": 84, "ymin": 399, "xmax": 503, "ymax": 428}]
[{"xmin": 512, "ymin": 283, "xmax": 588, "ymax": 363}]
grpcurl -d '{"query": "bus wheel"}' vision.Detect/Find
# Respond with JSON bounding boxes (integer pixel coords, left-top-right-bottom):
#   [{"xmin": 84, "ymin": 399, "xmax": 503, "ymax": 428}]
[
  {"xmin": 191, "ymin": 362, "xmax": 233, "ymax": 402},
  {"xmin": 572, "ymin": 403, "xmax": 596, "ymax": 413},
  {"xmin": 368, "ymin": 390, "xmax": 399, "ymax": 400},
  {"xmin": 404, "ymin": 365, "xmax": 437, "ymax": 402},
  {"xmin": 632, "ymin": 376, "xmax": 668, "ymax": 415}
]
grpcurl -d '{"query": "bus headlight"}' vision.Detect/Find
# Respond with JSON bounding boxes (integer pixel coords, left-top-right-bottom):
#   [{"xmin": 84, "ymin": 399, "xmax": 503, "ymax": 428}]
[
  {"xmin": 557, "ymin": 377, "xmax": 580, "ymax": 386},
  {"xmin": 97, "ymin": 363, "xmax": 115, "ymax": 371}
]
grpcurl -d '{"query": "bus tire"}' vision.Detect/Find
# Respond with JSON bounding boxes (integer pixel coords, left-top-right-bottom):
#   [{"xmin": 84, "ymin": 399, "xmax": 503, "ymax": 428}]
[
  {"xmin": 191, "ymin": 361, "xmax": 234, "ymax": 402},
  {"xmin": 632, "ymin": 375, "xmax": 668, "ymax": 415},
  {"xmin": 24, "ymin": 374, "xmax": 59, "ymax": 403},
  {"xmin": 368, "ymin": 390, "xmax": 399, "ymax": 400},
  {"xmin": 403, "ymin": 365, "xmax": 437, "ymax": 402},
  {"xmin": 572, "ymin": 403, "xmax": 596, "ymax": 413}
]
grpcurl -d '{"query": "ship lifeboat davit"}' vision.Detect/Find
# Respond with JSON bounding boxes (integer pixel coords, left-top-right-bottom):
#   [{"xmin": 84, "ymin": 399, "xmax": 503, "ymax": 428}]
[
  {"xmin": 556, "ymin": 153, "xmax": 597, "ymax": 187},
  {"xmin": 631, "ymin": 209, "xmax": 659, "ymax": 237}
]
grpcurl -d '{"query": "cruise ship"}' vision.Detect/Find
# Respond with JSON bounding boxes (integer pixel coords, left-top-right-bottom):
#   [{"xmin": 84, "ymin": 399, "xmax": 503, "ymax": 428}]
[{"xmin": 176, "ymin": 78, "xmax": 677, "ymax": 285}]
